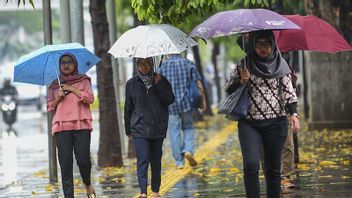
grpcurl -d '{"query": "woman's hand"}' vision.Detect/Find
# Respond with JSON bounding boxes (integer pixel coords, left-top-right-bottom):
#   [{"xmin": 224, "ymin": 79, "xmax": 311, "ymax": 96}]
[
  {"xmin": 61, "ymin": 84, "xmax": 82, "ymax": 98},
  {"xmin": 55, "ymin": 89, "xmax": 65, "ymax": 101},
  {"xmin": 240, "ymin": 68, "xmax": 250, "ymax": 85},
  {"xmin": 290, "ymin": 115, "xmax": 300, "ymax": 132},
  {"xmin": 154, "ymin": 73, "xmax": 162, "ymax": 84},
  {"xmin": 60, "ymin": 84, "xmax": 75, "ymax": 92}
]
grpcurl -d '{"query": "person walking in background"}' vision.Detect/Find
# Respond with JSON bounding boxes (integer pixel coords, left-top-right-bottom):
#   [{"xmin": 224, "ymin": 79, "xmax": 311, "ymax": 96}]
[
  {"xmin": 124, "ymin": 57, "xmax": 175, "ymax": 198},
  {"xmin": 47, "ymin": 53, "xmax": 96, "ymax": 198},
  {"xmin": 158, "ymin": 54, "xmax": 206, "ymax": 169},
  {"xmin": 224, "ymin": 30, "xmax": 300, "ymax": 198},
  {"xmin": 0, "ymin": 79, "xmax": 18, "ymax": 99},
  {"xmin": 280, "ymin": 52, "xmax": 300, "ymax": 189}
]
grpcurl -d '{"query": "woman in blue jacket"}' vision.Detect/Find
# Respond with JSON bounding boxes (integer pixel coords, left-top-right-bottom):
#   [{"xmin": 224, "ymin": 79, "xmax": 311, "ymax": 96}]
[{"xmin": 124, "ymin": 57, "xmax": 175, "ymax": 198}]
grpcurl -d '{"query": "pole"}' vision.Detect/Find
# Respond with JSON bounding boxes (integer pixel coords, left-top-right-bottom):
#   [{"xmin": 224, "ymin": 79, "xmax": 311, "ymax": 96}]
[
  {"xmin": 43, "ymin": 0, "xmax": 58, "ymax": 183},
  {"xmin": 60, "ymin": 0, "xmax": 71, "ymax": 43},
  {"xmin": 70, "ymin": 0, "xmax": 84, "ymax": 44},
  {"xmin": 106, "ymin": 0, "xmax": 125, "ymax": 154}
]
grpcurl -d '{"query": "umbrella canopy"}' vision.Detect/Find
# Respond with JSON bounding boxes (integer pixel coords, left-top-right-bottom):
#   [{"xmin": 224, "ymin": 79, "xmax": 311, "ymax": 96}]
[
  {"xmin": 108, "ymin": 24, "xmax": 197, "ymax": 58},
  {"xmin": 275, "ymin": 15, "xmax": 352, "ymax": 53},
  {"xmin": 190, "ymin": 8, "xmax": 300, "ymax": 39},
  {"xmin": 14, "ymin": 42, "xmax": 101, "ymax": 86}
]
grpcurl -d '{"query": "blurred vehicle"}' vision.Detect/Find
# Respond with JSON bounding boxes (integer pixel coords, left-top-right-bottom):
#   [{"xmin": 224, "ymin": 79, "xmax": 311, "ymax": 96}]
[
  {"xmin": 14, "ymin": 83, "xmax": 45, "ymax": 110},
  {"xmin": 1, "ymin": 94, "xmax": 17, "ymax": 132}
]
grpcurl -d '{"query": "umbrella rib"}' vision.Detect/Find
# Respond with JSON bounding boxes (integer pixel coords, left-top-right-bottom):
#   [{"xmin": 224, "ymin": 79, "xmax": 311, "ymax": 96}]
[{"xmin": 43, "ymin": 51, "xmax": 52, "ymax": 85}]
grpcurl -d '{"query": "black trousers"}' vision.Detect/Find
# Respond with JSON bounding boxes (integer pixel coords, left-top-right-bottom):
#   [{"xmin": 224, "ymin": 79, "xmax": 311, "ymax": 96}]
[
  {"xmin": 55, "ymin": 130, "xmax": 92, "ymax": 198},
  {"xmin": 238, "ymin": 117, "xmax": 288, "ymax": 198},
  {"xmin": 134, "ymin": 138, "xmax": 164, "ymax": 194}
]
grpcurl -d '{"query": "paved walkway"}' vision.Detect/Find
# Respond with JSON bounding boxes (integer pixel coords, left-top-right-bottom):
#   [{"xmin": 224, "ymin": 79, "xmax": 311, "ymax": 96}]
[{"xmin": 0, "ymin": 108, "xmax": 351, "ymax": 197}]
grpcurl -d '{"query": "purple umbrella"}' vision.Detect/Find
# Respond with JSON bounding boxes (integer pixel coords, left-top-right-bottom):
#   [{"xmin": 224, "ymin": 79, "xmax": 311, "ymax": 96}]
[{"xmin": 190, "ymin": 9, "xmax": 300, "ymax": 39}]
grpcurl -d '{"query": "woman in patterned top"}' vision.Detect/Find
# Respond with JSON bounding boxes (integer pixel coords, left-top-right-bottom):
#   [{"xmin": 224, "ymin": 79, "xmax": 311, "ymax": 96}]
[{"xmin": 224, "ymin": 30, "xmax": 300, "ymax": 198}]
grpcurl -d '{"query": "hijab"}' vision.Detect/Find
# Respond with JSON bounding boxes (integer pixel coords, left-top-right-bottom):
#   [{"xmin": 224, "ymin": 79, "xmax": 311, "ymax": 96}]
[
  {"xmin": 247, "ymin": 30, "xmax": 291, "ymax": 79},
  {"xmin": 136, "ymin": 57, "xmax": 155, "ymax": 89},
  {"xmin": 50, "ymin": 53, "xmax": 90, "ymax": 89}
]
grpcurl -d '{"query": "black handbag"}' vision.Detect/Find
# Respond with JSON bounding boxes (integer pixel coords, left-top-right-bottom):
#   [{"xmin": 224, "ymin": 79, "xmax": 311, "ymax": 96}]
[{"xmin": 218, "ymin": 84, "xmax": 249, "ymax": 121}]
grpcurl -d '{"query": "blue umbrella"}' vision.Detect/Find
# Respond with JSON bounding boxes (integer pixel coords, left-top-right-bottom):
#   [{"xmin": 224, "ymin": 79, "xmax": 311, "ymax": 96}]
[{"xmin": 14, "ymin": 42, "xmax": 101, "ymax": 86}]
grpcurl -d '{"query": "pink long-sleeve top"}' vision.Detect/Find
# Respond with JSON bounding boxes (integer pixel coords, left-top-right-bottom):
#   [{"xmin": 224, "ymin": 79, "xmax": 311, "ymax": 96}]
[{"xmin": 47, "ymin": 79, "xmax": 94, "ymax": 134}]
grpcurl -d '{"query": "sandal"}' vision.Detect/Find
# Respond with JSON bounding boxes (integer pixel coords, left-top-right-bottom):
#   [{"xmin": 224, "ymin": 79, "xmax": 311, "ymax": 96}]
[
  {"xmin": 86, "ymin": 185, "xmax": 96, "ymax": 198},
  {"xmin": 152, "ymin": 192, "xmax": 161, "ymax": 198}
]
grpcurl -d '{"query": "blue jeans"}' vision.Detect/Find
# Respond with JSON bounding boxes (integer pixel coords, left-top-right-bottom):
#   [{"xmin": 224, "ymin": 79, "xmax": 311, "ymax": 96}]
[
  {"xmin": 134, "ymin": 138, "xmax": 164, "ymax": 194},
  {"xmin": 168, "ymin": 110, "xmax": 195, "ymax": 166},
  {"xmin": 238, "ymin": 117, "xmax": 288, "ymax": 198}
]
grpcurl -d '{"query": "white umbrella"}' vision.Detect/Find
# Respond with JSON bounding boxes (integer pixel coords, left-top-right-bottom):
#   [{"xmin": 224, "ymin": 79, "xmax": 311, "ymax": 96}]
[{"xmin": 108, "ymin": 24, "xmax": 198, "ymax": 58}]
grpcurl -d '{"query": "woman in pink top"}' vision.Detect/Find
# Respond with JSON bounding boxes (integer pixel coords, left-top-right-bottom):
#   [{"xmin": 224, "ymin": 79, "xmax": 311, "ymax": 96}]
[{"xmin": 47, "ymin": 53, "xmax": 96, "ymax": 198}]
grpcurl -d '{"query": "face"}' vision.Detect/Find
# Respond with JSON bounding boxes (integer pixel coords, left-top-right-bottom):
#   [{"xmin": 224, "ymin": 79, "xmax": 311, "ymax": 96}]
[
  {"xmin": 137, "ymin": 59, "xmax": 153, "ymax": 75},
  {"xmin": 4, "ymin": 80, "xmax": 11, "ymax": 87},
  {"xmin": 255, "ymin": 38, "xmax": 272, "ymax": 59},
  {"xmin": 60, "ymin": 55, "xmax": 76, "ymax": 76}
]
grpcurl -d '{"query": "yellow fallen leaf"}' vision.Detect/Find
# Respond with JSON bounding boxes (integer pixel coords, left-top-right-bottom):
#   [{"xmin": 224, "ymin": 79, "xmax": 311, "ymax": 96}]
[
  {"xmin": 342, "ymin": 160, "xmax": 350, "ymax": 166},
  {"xmin": 229, "ymin": 167, "xmax": 241, "ymax": 173},
  {"xmin": 319, "ymin": 161, "xmax": 336, "ymax": 166},
  {"xmin": 32, "ymin": 191, "xmax": 37, "ymax": 195},
  {"xmin": 73, "ymin": 178, "xmax": 82, "ymax": 185},
  {"xmin": 45, "ymin": 184, "xmax": 56, "ymax": 192},
  {"xmin": 316, "ymin": 147, "xmax": 326, "ymax": 152},
  {"xmin": 34, "ymin": 170, "xmax": 47, "ymax": 178},
  {"xmin": 318, "ymin": 175, "xmax": 333, "ymax": 178},
  {"xmin": 297, "ymin": 163, "xmax": 311, "ymax": 170},
  {"xmin": 314, "ymin": 166, "xmax": 322, "ymax": 171},
  {"xmin": 210, "ymin": 167, "xmax": 221, "ymax": 173},
  {"xmin": 73, "ymin": 188, "xmax": 85, "ymax": 193}
]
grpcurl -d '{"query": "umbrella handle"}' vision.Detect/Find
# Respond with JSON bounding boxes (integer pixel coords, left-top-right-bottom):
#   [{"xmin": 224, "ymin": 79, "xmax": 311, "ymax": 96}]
[
  {"xmin": 55, "ymin": 68, "xmax": 61, "ymax": 86},
  {"xmin": 242, "ymin": 35, "xmax": 247, "ymax": 69}
]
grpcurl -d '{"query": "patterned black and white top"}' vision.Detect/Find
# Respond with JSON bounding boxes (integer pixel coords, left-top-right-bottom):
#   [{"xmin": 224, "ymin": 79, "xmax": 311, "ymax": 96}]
[{"xmin": 224, "ymin": 64, "xmax": 298, "ymax": 120}]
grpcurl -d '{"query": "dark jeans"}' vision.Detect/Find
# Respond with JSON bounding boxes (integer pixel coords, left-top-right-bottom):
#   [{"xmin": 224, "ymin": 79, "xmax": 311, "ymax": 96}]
[
  {"xmin": 238, "ymin": 117, "xmax": 288, "ymax": 198},
  {"xmin": 134, "ymin": 138, "xmax": 164, "ymax": 194},
  {"xmin": 55, "ymin": 130, "xmax": 92, "ymax": 198}
]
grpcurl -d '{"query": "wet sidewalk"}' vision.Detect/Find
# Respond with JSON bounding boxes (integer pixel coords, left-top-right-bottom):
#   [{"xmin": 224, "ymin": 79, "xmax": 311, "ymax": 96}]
[
  {"xmin": 0, "ymin": 109, "xmax": 351, "ymax": 197},
  {"xmin": 163, "ymin": 126, "xmax": 352, "ymax": 198},
  {"xmin": 0, "ymin": 109, "xmax": 230, "ymax": 197}
]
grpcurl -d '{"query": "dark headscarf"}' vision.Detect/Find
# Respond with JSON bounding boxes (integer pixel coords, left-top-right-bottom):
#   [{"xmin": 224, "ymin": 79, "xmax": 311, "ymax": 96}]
[
  {"xmin": 247, "ymin": 30, "xmax": 291, "ymax": 79},
  {"xmin": 136, "ymin": 57, "xmax": 155, "ymax": 89},
  {"xmin": 50, "ymin": 53, "xmax": 90, "ymax": 89}
]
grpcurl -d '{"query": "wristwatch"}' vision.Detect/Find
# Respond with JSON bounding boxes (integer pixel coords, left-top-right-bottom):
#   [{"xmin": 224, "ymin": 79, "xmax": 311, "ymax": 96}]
[{"xmin": 291, "ymin": 113, "xmax": 299, "ymax": 118}]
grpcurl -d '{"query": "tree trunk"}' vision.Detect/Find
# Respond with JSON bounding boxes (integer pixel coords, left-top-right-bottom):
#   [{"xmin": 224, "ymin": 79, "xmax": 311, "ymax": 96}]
[
  {"xmin": 192, "ymin": 45, "xmax": 213, "ymax": 116},
  {"xmin": 89, "ymin": 0, "xmax": 123, "ymax": 167},
  {"xmin": 314, "ymin": 0, "xmax": 352, "ymax": 44},
  {"xmin": 211, "ymin": 42, "xmax": 222, "ymax": 102}
]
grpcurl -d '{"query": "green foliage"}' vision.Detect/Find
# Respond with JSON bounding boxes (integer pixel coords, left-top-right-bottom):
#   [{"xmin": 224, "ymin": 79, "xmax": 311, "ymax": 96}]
[
  {"xmin": 282, "ymin": 0, "xmax": 305, "ymax": 14},
  {"xmin": 115, "ymin": 0, "xmax": 134, "ymax": 36},
  {"xmin": 130, "ymin": 0, "xmax": 243, "ymax": 27},
  {"xmin": 0, "ymin": 11, "xmax": 42, "ymax": 34},
  {"xmin": 244, "ymin": 0, "xmax": 269, "ymax": 8},
  {"xmin": 5, "ymin": 0, "xmax": 36, "ymax": 9}
]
